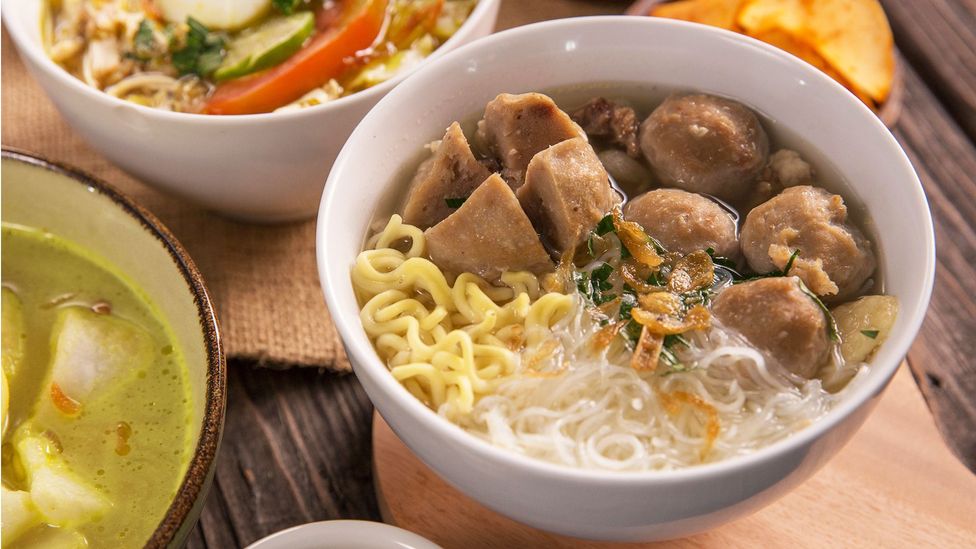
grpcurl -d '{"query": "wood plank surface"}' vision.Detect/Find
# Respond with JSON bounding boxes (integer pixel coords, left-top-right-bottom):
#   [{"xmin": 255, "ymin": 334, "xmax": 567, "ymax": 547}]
[
  {"xmin": 188, "ymin": 367, "xmax": 380, "ymax": 548},
  {"xmin": 882, "ymin": 0, "xmax": 976, "ymax": 141},
  {"xmin": 180, "ymin": 1, "xmax": 976, "ymax": 546},
  {"xmin": 374, "ymin": 367, "xmax": 976, "ymax": 548},
  {"xmin": 892, "ymin": 64, "xmax": 976, "ymax": 472}
]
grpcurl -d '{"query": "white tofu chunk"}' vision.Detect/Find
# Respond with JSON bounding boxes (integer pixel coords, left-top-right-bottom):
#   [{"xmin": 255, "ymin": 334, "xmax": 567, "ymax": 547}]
[{"xmin": 47, "ymin": 307, "xmax": 154, "ymax": 413}]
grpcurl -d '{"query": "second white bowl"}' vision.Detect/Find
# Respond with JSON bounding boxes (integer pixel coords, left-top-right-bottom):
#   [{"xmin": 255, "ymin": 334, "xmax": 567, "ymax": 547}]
[{"xmin": 2, "ymin": 0, "xmax": 500, "ymax": 222}]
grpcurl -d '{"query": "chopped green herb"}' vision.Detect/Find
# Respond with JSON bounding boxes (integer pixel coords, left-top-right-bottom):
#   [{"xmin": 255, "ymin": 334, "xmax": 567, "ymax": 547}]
[
  {"xmin": 648, "ymin": 235, "xmax": 668, "ymax": 255},
  {"xmin": 587, "ymin": 234, "xmax": 597, "ymax": 258},
  {"xmin": 620, "ymin": 244, "xmax": 632, "ymax": 260},
  {"xmin": 132, "ymin": 19, "xmax": 156, "ymax": 60},
  {"xmin": 680, "ymin": 287, "xmax": 714, "ymax": 308},
  {"xmin": 444, "ymin": 197, "xmax": 466, "ymax": 208},
  {"xmin": 797, "ymin": 279, "xmax": 840, "ymax": 342},
  {"xmin": 620, "ymin": 287, "xmax": 641, "ymax": 345},
  {"xmin": 664, "ymin": 333, "xmax": 689, "ymax": 348},
  {"xmin": 735, "ymin": 249, "xmax": 802, "ymax": 284},
  {"xmin": 619, "ymin": 290, "xmax": 637, "ymax": 319},
  {"xmin": 705, "ymin": 247, "xmax": 741, "ymax": 273},
  {"xmin": 782, "ymin": 249, "xmax": 800, "ymax": 276},
  {"xmin": 646, "ymin": 270, "xmax": 667, "ymax": 287},
  {"xmin": 591, "ymin": 263, "xmax": 614, "ymax": 291},
  {"xmin": 595, "ymin": 214, "xmax": 615, "ymax": 236},
  {"xmin": 172, "ymin": 17, "xmax": 226, "ymax": 77},
  {"xmin": 573, "ymin": 271, "xmax": 590, "ymax": 296},
  {"xmin": 273, "ymin": 0, "xmax": 302, "ymax": 14},
  {"xmin": 861, "ymin": 329, "xmax": 879, "ymax": 339}
]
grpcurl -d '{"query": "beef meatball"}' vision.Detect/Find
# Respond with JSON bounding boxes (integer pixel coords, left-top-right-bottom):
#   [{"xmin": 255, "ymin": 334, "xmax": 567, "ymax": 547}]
[
  {"xmin": 712, "ymin": 277, "xmax": 832, "ymax": 379},
  {"xmin": 624, "ymin": 189, "xmax": 738, "ymax": 258},
  {"xmin": 740, "ymin": 185, "xmax": 875, "ymax": 300},
  {"xmin": 639, "ymin": 94, "xmax": 769, "ymax": 202}
]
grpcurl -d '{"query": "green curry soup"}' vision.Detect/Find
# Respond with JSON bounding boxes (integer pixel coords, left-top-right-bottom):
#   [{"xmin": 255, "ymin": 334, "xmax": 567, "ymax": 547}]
[{"xmin": 1, "ymin": 224, "xmax": 193, "ymax": 548}]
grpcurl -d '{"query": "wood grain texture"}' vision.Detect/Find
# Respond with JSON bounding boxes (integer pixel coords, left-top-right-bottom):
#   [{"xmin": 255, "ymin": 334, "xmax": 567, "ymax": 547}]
[
  {"xmin": 185, "ymin": 365, "xmax": 380, "ymax": 549},
  {"xmin": 374, "ymin": 367, "xmax": 976, "ymax": 548},
  {"xmin": 890, "ymin": 63, "xmax": 976, "ymax": 472},
  {"xmin": 882, "ymin": 0, "xmax": 976, "ymax": 141}
]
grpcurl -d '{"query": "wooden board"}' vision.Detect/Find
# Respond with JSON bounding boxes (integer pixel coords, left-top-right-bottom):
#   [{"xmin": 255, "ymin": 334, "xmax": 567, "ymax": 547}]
[{"xmin": 373, "ymin": 366, "xmax": 976, "ymax": 548}]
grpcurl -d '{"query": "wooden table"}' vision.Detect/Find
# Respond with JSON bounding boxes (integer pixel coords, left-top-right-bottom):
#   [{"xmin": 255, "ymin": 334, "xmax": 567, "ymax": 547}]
[{"xmin": 187, "ymin": 1, "xmax": 976, "ymax": 547}]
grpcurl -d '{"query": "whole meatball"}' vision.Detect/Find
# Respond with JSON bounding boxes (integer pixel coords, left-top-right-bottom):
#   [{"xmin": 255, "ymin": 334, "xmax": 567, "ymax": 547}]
[
  {"xmin": 712, "ymin": 277, "xmax": 831, "ymax": 379},
  {"xmin": 624, "ymin": 189, "xmax": 738, "ymax": 258},
  {"xmin": 639, "ymin": 94, "xmax": 769, "ymax": 202},
  {"xmin": 740, "ymin": 185, "xmax": 875, "ymax": 300}
]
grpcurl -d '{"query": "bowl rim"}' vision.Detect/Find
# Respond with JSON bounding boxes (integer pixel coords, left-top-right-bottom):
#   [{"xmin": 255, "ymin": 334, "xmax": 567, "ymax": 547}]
[
  {"xmin": 1, "ymin": 148, "xmax": 227, "ymax": 548},
  {"xmin": 317, "ymin": 15, "xmax": 935, "ymax": 484},
  {"xmin": 243, "ymin": 520, "xmax": 442, "ymax": 549},
  {"xmin": 0, "ymin": 0, "xmax": 500, "ymax": 124}
]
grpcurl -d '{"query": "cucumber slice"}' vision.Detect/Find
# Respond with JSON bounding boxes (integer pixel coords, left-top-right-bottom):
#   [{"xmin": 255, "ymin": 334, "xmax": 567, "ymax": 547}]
[
  {"xmin": 215, "ymin": 12, "xmax": 315, "ymax": 81},
  {"xmin": 157, "ymin": 0, "xmax": 272, "ymax": 31}
]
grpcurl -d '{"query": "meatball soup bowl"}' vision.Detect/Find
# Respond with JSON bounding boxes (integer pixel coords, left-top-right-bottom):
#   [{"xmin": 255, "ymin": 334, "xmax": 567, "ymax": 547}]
[{"xmin": 317, "ymin": 16, "xmax": 935, "ymax": 541}]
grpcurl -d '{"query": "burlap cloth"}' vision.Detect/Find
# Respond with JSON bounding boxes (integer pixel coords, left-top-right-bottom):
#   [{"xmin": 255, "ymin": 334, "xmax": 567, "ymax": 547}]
[{"xmin": 0, "ymin": 1, "xmax": 621, "ymax": 370}]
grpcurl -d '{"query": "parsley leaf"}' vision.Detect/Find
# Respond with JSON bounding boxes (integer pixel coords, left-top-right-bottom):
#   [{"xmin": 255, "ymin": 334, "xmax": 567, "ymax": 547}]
[
  {"xmin": 132, "ymin": 19, "xmax": 156, "ymax": 60},
  {"xmin": 273, "ymin": 0, "xmax": 302, "ymax": 14},
  {"xmin": 861, "ymin": 329, "xmax": 879, "ymax": 339},
  {"xmin": 171, "ymin": 17, "xmax": 226, "ymax": 77},
  {"xmin": 735, "ymin": 249, "xmax": 801, "ymax": 284},
  {"xmin": 659, "ymin": 334, "xmax": 690, "ymax": 374},
  {"xmin": 782, "ymin": 249, "xmax": 799, "ymax": 276},
  {"xmin": 591, "ymin": 263, "xmax": 614, "ymax": 291},
  {"xmin": 796, "ymin": 279, "xmax": 840, "ymax": 342},
  {"xmin": 595, "ymin": 214, "xmax": 615, "ymax": 236},
  {"xmin": 444, "ymin": 197, "xmax": 467, "ymax": 208}
]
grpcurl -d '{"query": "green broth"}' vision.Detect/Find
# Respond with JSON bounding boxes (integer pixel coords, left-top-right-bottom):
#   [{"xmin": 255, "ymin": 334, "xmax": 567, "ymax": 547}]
[{"xmin": 1, "ymin": 224, "xmax": 193, "ymax": 548}]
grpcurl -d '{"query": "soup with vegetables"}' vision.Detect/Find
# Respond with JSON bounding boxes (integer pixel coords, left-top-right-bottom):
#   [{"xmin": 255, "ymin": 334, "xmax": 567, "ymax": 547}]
[
  {"xmin": 1, "ymin": 225, "xmax": 193, "ymax": 547},
  {"xmin": 352, "ymin": 88, "xmax": 898, "ymax": 471},
  {"xmin": 44, "ymin": 0, "xmax": 477, "ymax": 114}
]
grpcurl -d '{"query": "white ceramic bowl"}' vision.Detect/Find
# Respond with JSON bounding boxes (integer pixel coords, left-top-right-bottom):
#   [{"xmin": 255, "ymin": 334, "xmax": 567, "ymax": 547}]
[
  {"xmin": 1, "ymin": 0, "xmax": 500, "ymax": 222},
  {"xmin": 245, "ymin": 521, "xmax": 441, "ymax": 549},
  {"xmin": 316, "ymin": 17, "xmax": 935, "ymax": 542},
  {"xmin": 2, "ymin": 149, "xmax": 226, "ymax": 547}
]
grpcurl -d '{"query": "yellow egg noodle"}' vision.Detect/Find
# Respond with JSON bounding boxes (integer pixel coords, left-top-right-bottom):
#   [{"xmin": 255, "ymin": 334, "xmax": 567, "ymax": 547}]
[{"xmin": 352, "ymin": 215, "xmax": 574, "ymax": 415}]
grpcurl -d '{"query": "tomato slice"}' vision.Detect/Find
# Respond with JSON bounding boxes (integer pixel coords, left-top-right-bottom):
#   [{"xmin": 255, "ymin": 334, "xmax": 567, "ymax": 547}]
[{"xmin": 204, "ymin": 0, "xmax": 389, "ymax": 115}]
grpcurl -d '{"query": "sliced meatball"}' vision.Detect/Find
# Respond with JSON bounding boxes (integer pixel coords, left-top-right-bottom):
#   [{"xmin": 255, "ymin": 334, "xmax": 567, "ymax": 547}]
[
  {"xmin": 639, "ymin": 93, "xmax": 769, "ymax": 202},
  {"xmin": 476, "ymin": 93, "xmax": 583, "ymax": 188},
  {"xmin": 570, "ymin": 97, "xmax": 640, "ymax": 158},
  {"xmin": 712, "ymin": 277, "xmax": 831, "ymax": 378},
  {"xmin": 517, "ymin": 137, "xmax": 614, "ymax": 255},
  {"xmin": 624, "ymin": 189, "xmax": 739, "ymax": 258},
  {"xmin": 402, "ymin": 122, "xmax": 492, "ymax": 229},
  {"xmin": 740, "ymin": 185, "xmax": 875, "ymax": 300},
  {"xmin": 425, "ymin": 174, "xmax": 553, "ymax": 280}
]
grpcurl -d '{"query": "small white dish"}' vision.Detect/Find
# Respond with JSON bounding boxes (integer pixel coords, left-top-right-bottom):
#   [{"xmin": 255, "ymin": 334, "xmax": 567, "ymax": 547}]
[
  {"xmin": 2, "ymin": 0, "xmax": 500, "ymax": 222},
  {"xmin": 245, "ymin": 520, "xmax": 441, "ymax": 549}
]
